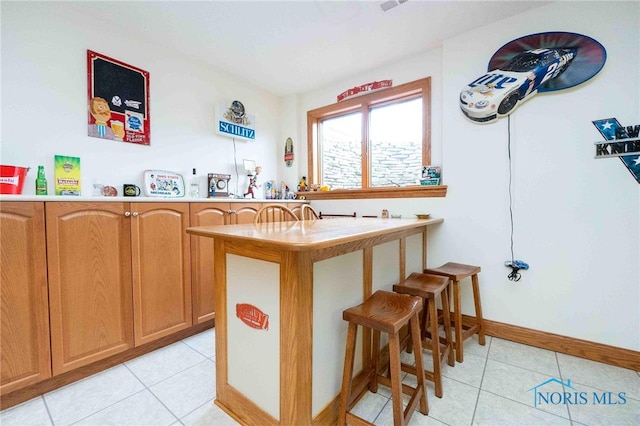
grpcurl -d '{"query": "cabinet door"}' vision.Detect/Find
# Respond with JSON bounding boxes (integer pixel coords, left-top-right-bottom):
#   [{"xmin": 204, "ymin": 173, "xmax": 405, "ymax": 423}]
[
  {"xmin": 131, "ymin": 203, "xmax": 192, "ymax": 345},
  {"xmin": 0, "ymin": 202, "xmax": 51, "ymax": 395},
  {"xmin": 230, "ymin": 203, "xmax": 260, "ymax": 224},
  {"xmin": 46, "ymin": 202, "xmax": 133, "ymax": 375},
  {"xmin": 190, "ymin": 204, "xmax": 226, "ymax": 324}
]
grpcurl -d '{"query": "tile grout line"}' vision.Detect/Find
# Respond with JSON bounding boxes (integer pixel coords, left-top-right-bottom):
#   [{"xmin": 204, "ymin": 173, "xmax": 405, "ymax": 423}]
[
  {"xmin": 469, "ymin": 336, "xmax": 492, "ymax": 425},
  {"xmin": 180, "ymin": 338, "xmax": 214, "ymax": 359},
  {"xmin": 486, "ymin": 344, "xmax": 576, "ymax": 424},
  {"xmin": 557, "ymin": 350, "xmax": 575, "ymax": 425},
  {"xmin": 122, "ymin": 362, "xmax": 181, "ymax": 425},
  {"xmin": 476, "ymin": 350, "xmax": 575, "ymax": 425},
  {"xmin": 43, "ymin": 364, "xmax": 149, "ymax": 426},
  {"xmin": 62, "ymin": 362, "xmax": 168, "ymax": 426},
  {"xmin": 478, "ymin": 388, "xmax": 576, "ymax": 424},
  {"xmin": 64, "ymin": 336, "xmax": 216, "ymax": 425},
  {"xmin": 123, "ymin": 354, "xmax": 220, "ymax": 424},
  {"xmin": 41, "ymin": 395, "xmax": 55, "ymax": 426},
  {"xmin": 173, "ymin": 398, "xmax": 218, "ymax": 426},
  {"xmin": 372, "ymin": 397, "xmax": 392, "ymax": 425},
  {"xmin": 146, "ymin": 358, "xmax": 217, "ymax": 424},
  {"xmin": 176, "ymin": 328, "xmax": 217, "ymax": 424},
  {"xmin": 480, "ymin": 343, "xmax": 576, "ymax": 423},
  {"xmin": 0, "ymin": 333, "xmax": 215, "ymax": 426},
  {"xmin": 126, "ymin": 341, "xmax": 208, "ymax": 387},
  {"xmin": 66, "ymin": 387, "xmax": 152, "ymax": 426}
]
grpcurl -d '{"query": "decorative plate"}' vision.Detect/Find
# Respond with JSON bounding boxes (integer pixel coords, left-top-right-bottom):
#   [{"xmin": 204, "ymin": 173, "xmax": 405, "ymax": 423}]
[{"xmin": 142, "ymin": 169, "xmax": 185, "ymax": 197}]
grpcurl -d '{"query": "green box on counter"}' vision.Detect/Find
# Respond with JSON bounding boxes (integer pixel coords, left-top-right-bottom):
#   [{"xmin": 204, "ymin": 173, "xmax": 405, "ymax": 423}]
[{"xmin": 54, "ymin": 155, "xmax": 81, "ymax": 195}]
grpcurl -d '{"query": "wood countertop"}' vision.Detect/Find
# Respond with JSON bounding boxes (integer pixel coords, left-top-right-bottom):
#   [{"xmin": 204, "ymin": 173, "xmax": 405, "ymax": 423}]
[{"xmin": 187, "ymin": 217, "xmax": 443, "ymax": 251}]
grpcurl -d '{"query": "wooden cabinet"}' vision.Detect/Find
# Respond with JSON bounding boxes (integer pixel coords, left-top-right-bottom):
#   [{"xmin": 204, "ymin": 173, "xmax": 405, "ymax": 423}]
[
  {"xmin": 190, "ymin": 203, "xmax": 260, "ymax": 324},
  {"xmin": 46, "ymin": 202, "xmax": 134, "ymax": 375},
  {"xmin": 230, "ymin": 203, "xmax": 262, "ymax": 225},
  {"xmin": 131, "ymin": 202, "xmax": 192, "ymax": 345},
  {"xmin": 0, "ymin": 202, "xmax": 51, "ymax": 395},
  {"xmin": 1, "ymin": 199, "xmax": 299, "ymax": 399},
  {"xmin": 190, "ymin": 204, "xmax": 225, "ymax": 324},
  {"xmin": 46, "ymin": 202, "xmax": 193, "ymax": 372}
]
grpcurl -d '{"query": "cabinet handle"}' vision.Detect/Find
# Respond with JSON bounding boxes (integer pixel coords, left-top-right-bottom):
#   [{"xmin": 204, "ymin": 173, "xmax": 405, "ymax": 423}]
[
  {"xmin": 228, "ymin": 209, "xmax": 236, "ymax": 214},
  {"xmin": 132, "ymin": 212, "xmax": 139, "ymax": 217},
  {"xmin": 124, "ymin": 211, "xmax": 131, "ymax": 217}
]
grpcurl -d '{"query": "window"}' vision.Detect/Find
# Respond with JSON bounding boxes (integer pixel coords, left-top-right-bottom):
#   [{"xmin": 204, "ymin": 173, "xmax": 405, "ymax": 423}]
[{"xmin": 307, "ymin": 77, "xmax": 431, "ymax": 189}]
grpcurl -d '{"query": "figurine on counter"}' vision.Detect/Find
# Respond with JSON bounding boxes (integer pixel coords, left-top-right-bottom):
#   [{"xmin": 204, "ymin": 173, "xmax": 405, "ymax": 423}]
[
  {"xmin": 297, "ymin": 176, "xmax": 307, "ymax": 192},
  {"xmin": 244, "ymin": 166, "xmax": 261, "ymax": 198}
]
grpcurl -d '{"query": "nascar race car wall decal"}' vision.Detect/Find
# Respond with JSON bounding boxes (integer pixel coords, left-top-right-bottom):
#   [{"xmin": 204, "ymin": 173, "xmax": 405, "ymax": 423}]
[{"xmin": 460, "ymin": 32, "xmax": 606, "ymax": 124}]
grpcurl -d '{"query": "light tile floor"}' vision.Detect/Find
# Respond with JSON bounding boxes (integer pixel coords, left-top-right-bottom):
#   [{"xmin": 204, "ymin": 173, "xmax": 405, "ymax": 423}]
[{"xmin": 2, "ymin": 329, "xmax": 638, "ymax": 425}]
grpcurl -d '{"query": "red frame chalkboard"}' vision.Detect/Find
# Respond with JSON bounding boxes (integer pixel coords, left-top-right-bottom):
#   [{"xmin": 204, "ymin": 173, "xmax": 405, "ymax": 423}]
[{"xmin": 87, "ymin": 50, "xmax": 150, "ymax": 145}]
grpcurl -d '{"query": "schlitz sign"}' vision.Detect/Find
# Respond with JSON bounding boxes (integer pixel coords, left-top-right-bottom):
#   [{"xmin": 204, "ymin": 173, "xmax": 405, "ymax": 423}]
[{"xmin": 592, "ymin": 118, "xmax": 640, "ymax": 183}]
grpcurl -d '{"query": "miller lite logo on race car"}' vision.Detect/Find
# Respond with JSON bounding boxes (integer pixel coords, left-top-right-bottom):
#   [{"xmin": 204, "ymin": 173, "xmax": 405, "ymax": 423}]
[{"xmin": 460, "ymin": 48, "xmax": 577, "ymax": 123}]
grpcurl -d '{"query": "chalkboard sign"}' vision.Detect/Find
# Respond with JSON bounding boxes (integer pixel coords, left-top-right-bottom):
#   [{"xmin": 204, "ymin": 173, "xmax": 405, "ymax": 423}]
[{"xmin": 87, "ymin": 50, "xmax": 150, "ymax": 145}]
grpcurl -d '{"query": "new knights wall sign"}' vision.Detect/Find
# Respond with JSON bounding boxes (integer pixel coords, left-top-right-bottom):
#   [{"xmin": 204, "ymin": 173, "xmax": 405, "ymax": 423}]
[{"xmin": 592, "ymin": 118, "xmax": 640, "ymax": 183}]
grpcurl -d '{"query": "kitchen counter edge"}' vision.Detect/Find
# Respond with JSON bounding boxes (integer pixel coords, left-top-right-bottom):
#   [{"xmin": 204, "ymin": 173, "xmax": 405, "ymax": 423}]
[{"xmin": 0, "ymin": 195, "xmax": 306, "ymax": 203}]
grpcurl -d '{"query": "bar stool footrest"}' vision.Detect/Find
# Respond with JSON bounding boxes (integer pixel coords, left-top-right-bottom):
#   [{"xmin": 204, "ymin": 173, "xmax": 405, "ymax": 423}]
[{"xmin": 345, "ymin": 412, "xmax": 375, "ymax": 426}]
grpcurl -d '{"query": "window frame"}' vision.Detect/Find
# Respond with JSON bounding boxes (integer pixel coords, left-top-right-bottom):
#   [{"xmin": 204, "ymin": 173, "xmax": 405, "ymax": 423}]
[{"xmin": 307, "ymin": 77, "xmax": 432, "ymax": 190}]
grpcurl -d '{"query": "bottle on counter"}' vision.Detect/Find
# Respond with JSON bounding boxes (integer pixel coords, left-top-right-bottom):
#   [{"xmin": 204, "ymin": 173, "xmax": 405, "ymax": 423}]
[
  {"xmin": 189, "ymin": 168, "xmax": 200, "ymax": 198},
  {"xmin": 35, "ymin": 165, "xmax": 48, "ymax": 195}
]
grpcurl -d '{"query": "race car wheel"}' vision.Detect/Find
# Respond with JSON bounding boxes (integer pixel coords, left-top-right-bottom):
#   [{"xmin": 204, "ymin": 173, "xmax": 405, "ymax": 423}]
[
  {"xmin": 498, "ymin": 92, "xmax": 519, "ymax": 115},
  {"xmin": 556, "ymin": 63, "xmax": 570, "ymax": 77}
]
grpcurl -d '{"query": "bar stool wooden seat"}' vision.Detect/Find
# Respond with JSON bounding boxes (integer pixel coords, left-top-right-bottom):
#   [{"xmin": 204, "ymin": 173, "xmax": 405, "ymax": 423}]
[
  {"xmin": 393, "ymin": 272, "xmax": 455, "ymax": 398},
  {"xmin": 423, "ymin": 262, "xmax": 485, "ymax": 363},
  {"xmin": 339, "ymin": 290, "xmax": 428, "ymax": 426}
]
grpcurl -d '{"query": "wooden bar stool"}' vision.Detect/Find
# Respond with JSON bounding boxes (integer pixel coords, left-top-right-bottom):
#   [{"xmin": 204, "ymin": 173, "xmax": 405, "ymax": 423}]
[
  {"xmin": 393, "ymin": 273, "xmax": 455, "ymax": 398},
  {"xmin": 339, "ymin": 290, "xmax": 428, "ymax": 426},
  {"xmin": 423, "ymin": 262, "xmax": 485, "ymax": 363}
]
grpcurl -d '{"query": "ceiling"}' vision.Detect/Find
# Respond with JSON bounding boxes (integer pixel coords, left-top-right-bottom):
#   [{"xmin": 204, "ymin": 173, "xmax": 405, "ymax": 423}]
[{"xmin": 64, "ymin": 1, "xmax": 551, "ymax": 97}]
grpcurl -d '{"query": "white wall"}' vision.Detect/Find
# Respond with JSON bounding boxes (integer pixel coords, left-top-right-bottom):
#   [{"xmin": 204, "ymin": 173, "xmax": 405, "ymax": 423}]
[
  {"xmin": 301, "ymin": 1, "xmax": 640, "ymax": 351},
  {"xmin": 1, "ymin": 2, "xmax": 282, "ymax": 197}
]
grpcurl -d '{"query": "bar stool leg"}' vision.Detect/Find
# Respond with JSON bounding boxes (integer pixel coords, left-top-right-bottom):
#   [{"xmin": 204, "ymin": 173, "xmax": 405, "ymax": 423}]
[
  {"xmin": 409, "ymin": 314, "xmax": 429, "ymax": 417},
  {"xmin": 404, "ymin": 307, "xmax": 427, "ymax": 355},
  {"xmin": 472, "ymin": 274, "xmax": 486, "ymax": 345},
  {"xmin": 370, "ymin": 329, "xmax": 381, "ymax": 393},
  {"xmin": 440, "ymin": 289, "xmax": 455, "ymax": 368},
  {"xmin": 452, "ymin": 280, "xmax": 464, "ymax": 363},
  {"xmin": 427, "ymin": 296, "xmax": 443, "ymax": 398},
  {"xmin": 388, "ymin": 333, "xmax": 404, "ymax": 426},
  {"xmin": 338, "ymin": 323, "xmax": 358, "ymax": 426}
]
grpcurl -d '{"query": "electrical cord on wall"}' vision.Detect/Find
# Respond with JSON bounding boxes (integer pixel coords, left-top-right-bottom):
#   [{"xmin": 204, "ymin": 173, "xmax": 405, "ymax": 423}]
[
  {"xmin": 505, "ymin": 114, "xmax": 529, "ymax": 281},
  {"xmin": 507, "ymin": 115, "xmax": 515, "ymax": 266},
  {"xmin": 232, "ymin": 137, "xmax": 240, "ymax": 197}
]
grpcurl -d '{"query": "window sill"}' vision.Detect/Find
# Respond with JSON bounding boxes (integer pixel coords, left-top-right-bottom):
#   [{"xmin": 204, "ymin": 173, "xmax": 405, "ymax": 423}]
[{"xmin": 295, "ymin": 185, "xmax": 447, "ymax": 200}]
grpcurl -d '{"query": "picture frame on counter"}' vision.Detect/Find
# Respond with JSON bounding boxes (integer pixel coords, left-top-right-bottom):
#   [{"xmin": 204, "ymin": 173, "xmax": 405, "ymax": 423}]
[{"xmin": 421, "ymin": 165, "xmax": 441, "ymax": 185}]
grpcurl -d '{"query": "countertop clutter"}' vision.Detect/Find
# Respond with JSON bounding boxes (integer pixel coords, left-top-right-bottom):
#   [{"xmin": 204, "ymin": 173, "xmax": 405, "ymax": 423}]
[{"xmin": 0, "ymin": 194, "xmax": 307, "ymax": 203}]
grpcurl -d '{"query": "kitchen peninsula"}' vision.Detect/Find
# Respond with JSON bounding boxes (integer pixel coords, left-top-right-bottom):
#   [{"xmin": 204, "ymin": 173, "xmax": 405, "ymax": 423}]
[{"xmin": 186, "ymin": 216, "xmax": 443, "ymax": 426}]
